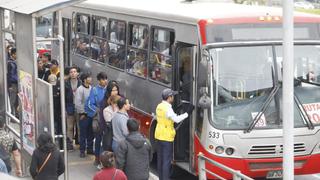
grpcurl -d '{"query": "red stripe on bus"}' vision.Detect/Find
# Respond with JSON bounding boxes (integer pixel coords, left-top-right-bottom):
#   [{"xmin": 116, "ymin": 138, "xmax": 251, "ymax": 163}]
[{"xmin": 128, "ymin": 108, "xmax": 152, "ymax": 138}]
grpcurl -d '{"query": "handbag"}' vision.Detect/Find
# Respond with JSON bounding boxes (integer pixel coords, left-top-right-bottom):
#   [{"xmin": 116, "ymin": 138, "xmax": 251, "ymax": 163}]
[
  {"xmin": 112, "ymin": 169, "xmax": 118, "ymax": 180},
  {"xmin": 92, "ymin": 113, "xmax": 100, "ymax": 134},
  {"xmin": 91, "ymin": 87, "xmax": 101, "ymax": 134},
  {"xmin": 36, "ymin": 152, "xmax": 52, "ymax": 177}
]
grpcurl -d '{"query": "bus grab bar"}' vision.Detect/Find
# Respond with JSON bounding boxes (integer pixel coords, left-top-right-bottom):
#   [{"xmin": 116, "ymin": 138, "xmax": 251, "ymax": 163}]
[{"xmin": 198, "ymin": 153, "xmax": 254, "ymax": 180}]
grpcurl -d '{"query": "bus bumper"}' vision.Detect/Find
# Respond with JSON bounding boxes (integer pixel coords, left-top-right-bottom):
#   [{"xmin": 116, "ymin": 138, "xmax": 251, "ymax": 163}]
[{"xmin": 194, "ymin": 135, "xmax": 320, "ymax": 179}]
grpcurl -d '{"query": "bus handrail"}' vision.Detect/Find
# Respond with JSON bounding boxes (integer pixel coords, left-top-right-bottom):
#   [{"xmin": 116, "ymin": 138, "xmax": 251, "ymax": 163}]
[{"xmin": 198, "ymin": 153, "xmax": 254, "ymax": 180}]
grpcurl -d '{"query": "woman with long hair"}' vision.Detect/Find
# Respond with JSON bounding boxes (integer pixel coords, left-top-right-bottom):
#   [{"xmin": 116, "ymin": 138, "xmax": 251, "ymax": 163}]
[{"xmin": 30, "ymin": 133, "xmax": 65, "ymax": 180}]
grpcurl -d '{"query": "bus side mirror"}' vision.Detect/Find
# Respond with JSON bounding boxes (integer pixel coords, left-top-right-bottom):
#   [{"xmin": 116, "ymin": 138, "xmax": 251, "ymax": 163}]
[{"xmin": 198, "ymin": 87, "xmax": 211, "ymax": 109}]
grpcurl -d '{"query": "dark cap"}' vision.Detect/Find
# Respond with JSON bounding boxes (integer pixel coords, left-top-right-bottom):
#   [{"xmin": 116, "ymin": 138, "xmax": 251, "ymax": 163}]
[
  {"xmin": 51, "ymin": 59, "xmax": 59, "ymax": 66},
  {"xmin": 162, "ymin": 88, "xmax": 178, "ymax": 100}
]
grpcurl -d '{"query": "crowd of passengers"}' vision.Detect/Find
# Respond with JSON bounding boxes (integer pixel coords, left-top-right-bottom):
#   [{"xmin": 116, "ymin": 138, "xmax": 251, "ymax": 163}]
[{"xmin": 1, "ymin": 48, "xmax": 152, "ymax": 180}]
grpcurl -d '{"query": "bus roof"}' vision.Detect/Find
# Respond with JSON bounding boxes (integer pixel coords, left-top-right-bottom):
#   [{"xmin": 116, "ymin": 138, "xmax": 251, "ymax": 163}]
[{"xmin": 76, "ymin": 0, "xmax": 319, "ymax": 24}]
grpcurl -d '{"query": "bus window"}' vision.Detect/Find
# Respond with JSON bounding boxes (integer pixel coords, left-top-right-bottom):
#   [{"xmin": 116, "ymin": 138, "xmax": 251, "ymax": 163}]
[
  {"xmin": 90, "ymin": 37, "xmax": 108, "ymax": 63},
  {"xmin": 149, "ymin": 28, "xmax": 174, "ymax": 85},
  {"xmin": 76, "ymin": 14, "xmax": 90, "ymax": 34},
  {"xmin": 152, "ymin": 28, "xmax": 174, "ymax": 55},
  {"xmin": 127, "ymin": 49, "xmax": 147, "ymax": 77},
  {"xmin": 128, "ymin": 24, "xmax": 149, "ymax": 49},
  {"xmin": 127, "ymin": 23, "xmax": 149, "ymax": 77},
  {"xmin": 109, "ymin": 20, "xmax": 126, "ymax": 44},
  {"xmin": 149, "ymin": 53, "xmax": 172, "ymax": 85},
  {"xmin": 74, "ymin": 33, "xmax": 90, "ymax": 57},
  {"xmin": 108, "ymin": 20, "xmax": 126, "ymax": 69},
  {"xmin": 93, "ymin": 16, "xmax": 108, "ymax": 39}
]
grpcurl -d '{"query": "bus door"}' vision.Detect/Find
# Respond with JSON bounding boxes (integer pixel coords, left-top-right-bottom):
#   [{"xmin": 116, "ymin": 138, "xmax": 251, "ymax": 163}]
[{"xmin": 173, "ymin": 42, "xmax": 196, "ymax": 163}]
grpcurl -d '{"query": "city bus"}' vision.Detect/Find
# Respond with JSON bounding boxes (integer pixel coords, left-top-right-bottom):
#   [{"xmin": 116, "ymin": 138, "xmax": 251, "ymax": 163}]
[{"xmin": 60, "ymin": 0, "xmax": 320, "ymax": 179}]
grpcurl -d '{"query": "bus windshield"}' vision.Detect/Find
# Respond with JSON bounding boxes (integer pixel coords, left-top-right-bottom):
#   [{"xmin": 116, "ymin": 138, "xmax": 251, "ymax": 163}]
[{"xmin": 208, "ymin": 45, "xmax": 320, "ymax": 130}]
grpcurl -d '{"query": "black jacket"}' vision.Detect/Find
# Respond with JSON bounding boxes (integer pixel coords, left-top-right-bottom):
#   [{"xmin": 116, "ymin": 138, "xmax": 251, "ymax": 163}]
[
  {"xmin": 116, "ymin": 132, "xmax": 152, "ymax": 180},
  {"xmin": 30, "ymin": 149, "xmax": 65, "ymax": 180},
  {"xmin": 65, "ymin": 78, "xmax": 81, "ymax": 115}
]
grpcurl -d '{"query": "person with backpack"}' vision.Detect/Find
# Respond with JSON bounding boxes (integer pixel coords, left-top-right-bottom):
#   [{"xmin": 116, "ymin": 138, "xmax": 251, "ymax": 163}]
[
  {"xmin": 29, "ymin": 133, "xmax": 65, "ymax": 180},
  {"xmin": 116, "ymin": 118, "xmax": 152, "ymax": 180},
  {"xmin": 0, "ymin": 120, "xmax": 22, "ymax": 176},
  {"xmin": 75, "ymin": 72, "xmax": 93, "ymax": 158},
  {"xmin": 85, "ymin": 72, "xmax": 108, "ymax": 166}
]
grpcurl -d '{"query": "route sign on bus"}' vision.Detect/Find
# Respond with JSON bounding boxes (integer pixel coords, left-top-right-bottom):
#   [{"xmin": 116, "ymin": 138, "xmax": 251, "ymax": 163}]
[
  {"xmin": 302, "ymin": 103, "xmax": 320, "ymax": 124},
  {"xmin": 251, "ymin": 112, "xmax": 267, "ymax": 127}
]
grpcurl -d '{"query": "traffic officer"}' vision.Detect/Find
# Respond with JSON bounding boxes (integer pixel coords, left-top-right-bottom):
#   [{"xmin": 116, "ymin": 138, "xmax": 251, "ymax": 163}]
[{"xmin": 155, "ymin": 88, "xmax": 188, "ymax": 180}]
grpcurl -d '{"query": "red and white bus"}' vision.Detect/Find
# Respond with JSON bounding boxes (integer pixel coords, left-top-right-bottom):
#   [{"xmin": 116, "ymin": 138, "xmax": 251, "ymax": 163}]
[{"xmin": 60, "ymin": 0, "xmax": 320, "ymax": 178}]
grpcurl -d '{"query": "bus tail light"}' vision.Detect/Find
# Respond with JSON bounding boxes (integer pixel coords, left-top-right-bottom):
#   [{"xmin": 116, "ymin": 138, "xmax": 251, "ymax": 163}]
[
  {"xmin": 215, "ymin": 146, "xmax": 224, "ymax": 154},
  {"xmin": 225, "ymin": 147, "xmax": 234, "ymax": 155}
]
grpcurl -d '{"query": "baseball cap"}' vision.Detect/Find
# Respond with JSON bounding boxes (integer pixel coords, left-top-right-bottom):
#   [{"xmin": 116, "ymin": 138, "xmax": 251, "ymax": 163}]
[{"xmin": 162, "ymin": 88, "xmax": 178, "ymax": 100}]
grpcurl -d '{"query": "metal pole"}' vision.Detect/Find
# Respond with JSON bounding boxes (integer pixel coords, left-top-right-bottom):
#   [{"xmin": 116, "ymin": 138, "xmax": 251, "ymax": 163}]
[
  {"xmin": 282, "ymin": 0, "xmax": 294, "ymax": 180},
  {"xmin": 57, "ymin": 10, "xmax": 68, "ymax": 180},
  {"xmin": 198, "ymin": 153, "xmax": 206, "ymax": 180}
]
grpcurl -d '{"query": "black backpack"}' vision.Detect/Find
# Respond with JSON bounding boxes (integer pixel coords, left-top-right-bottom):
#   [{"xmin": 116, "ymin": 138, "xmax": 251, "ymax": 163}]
[{"xmin": 0, "ymin": 144, "xmax": 11, "ymax": 172}]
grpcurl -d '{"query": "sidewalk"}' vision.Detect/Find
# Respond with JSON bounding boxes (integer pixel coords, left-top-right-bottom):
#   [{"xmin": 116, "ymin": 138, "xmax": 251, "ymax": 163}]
[{"xmin": 18, "ymin": 148, "xmax": 158, "ymax": 180}]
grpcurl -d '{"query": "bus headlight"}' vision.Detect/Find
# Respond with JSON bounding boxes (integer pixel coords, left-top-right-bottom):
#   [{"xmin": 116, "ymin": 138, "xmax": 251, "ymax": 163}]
[
  {"xmin": 215, "ymin": 146, "xmax": 224, "ymax": 154},
  {"xmin": 225, "ymin": 147, "xmax": 235, "ymax": 155}
]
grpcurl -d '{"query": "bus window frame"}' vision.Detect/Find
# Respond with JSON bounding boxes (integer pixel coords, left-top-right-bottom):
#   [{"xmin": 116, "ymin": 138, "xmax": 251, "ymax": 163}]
[
  {"xmin": 90, "ymin": 15, "xmax": 109, "ymax": 64},
  {"xmin": 73, "ymin": 13, "xmax": 91, "ymax": 58},
  {"xmin": 107, "ymin": 18, "xmax": 127, "ymax": 70},
  {"xmin": 92, "ymin": 15, "xmax": 108, "ymax": 39},
  {"xmin": 75, "ymin": 13, "xmax": 90, "ymax": 35},
  {"xmin": 148, "ymin": 26, "xmax": 175, "ymax": 87},
  {"xmin": 127, "ymin": 22, "xmax": 150, "ymax": 79}
]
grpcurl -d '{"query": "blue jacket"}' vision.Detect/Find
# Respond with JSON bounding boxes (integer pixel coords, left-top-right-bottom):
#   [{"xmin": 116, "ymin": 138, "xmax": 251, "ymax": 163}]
[
  {"xmin": 65, "ymin": 79, "xmax": 81, "ymax": 115},
  {"xmin": 7, "ymin": 59, "xmax": 17, "ymax": 87},
  {"xmin": 85, "ymin": 85, "xmax": 106, "ymax": 118}
]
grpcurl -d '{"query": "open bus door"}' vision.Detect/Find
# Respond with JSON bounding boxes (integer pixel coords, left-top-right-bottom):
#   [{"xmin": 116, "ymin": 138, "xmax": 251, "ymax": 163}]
[{"xmin": 173, "ymin": 42, "xmax": 196, "ymax": 170}]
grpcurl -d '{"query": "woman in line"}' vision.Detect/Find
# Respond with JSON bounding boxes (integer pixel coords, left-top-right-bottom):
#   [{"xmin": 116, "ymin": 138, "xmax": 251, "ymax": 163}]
[
  {"xmin": 30, "ymin": 133, "xmax": 65, "ymax": 180},
  {"xmin": 102, "ymin": 95, "xmax": 121, "ymax": 151}
]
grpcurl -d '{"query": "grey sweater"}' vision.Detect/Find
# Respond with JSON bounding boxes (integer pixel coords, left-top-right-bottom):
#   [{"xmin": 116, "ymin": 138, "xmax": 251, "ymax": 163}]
[
  {"xmin": 111, "ymin": 111, "xmax": 129, "ymax": 143},
  {"xmin": 74, "ymin": 85, "xmax": 91, "ymax": 114}
]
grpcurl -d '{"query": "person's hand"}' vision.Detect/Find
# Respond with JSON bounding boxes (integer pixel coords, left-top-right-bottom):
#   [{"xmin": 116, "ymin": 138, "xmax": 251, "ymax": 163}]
[
  {"xmin": 15, "ymin": 169, "xmax": 22, "ymax": 177},
  {"xmin": 187, "ymin": 104, "xmax": 195, "ymax": 114}
]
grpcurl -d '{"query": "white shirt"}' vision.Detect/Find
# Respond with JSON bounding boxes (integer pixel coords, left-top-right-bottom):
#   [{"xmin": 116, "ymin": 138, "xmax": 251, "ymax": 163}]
[{"xmin": 162, "ymin": 101, "xmax": 188, "ymax": 123}]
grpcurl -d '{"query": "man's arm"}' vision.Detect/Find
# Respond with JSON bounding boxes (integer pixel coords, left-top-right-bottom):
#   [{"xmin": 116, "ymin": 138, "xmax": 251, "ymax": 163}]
[{"xmin": 166, "ymin": 107, "xmax": 188, "ymax": 123}]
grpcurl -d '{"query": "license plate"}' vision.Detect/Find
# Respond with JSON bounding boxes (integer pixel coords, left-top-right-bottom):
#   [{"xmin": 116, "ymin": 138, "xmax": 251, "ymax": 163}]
[{"xmin": 266, "ymin": 170, "xmax": 283, "ymax": 179}]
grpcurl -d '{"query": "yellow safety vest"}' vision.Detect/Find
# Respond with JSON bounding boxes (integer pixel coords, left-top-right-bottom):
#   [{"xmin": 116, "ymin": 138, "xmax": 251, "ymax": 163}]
[{"xmin": 154, "ymin": 102, "xmax": 176, "ymax": 142}]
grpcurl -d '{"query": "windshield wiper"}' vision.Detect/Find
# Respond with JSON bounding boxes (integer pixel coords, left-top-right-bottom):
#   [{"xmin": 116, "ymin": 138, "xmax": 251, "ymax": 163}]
[
  {"xmin": 244, "ymin": 84, "xmax": 280, "ymax": 133},
  {"xmin": 294, "ymin": 93, "xmax": 314, "ymax": 130}
]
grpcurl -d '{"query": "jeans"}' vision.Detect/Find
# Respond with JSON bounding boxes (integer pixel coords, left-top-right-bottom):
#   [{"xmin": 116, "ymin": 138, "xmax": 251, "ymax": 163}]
[
  {"xmin": 112, "ymin": 140, "xmax": 119, "ymax": 153},
  {"xmin": 157, "ymin": 140, "xmax": 173, "ymax": 180},
  {"xmin": 94, "ymin": 133, "xmax": 102, "ymax": 157},
  {"xmin": 79, "ymin": 116, "xmax": 93, "ymax": 153}
]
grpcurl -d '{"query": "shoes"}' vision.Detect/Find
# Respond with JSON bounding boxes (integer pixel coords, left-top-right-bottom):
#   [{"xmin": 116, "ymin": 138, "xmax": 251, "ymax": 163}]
[
  {"xmin": 80, "ymin": 152, "xmax": 85, "ymax": 158},
  {"xmin": 87, "ymin": 149, "xmax": 94, "ymax": 155},
  {"xmin": 93, "ymin": 158, "xmax": 100, "ymax": 166}
]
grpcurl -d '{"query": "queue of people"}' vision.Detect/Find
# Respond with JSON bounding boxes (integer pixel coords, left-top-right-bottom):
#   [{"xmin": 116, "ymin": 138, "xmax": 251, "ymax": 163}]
[{"xmin": 0, "ymin": 50, "xmax": 191, "ymax": 180}]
